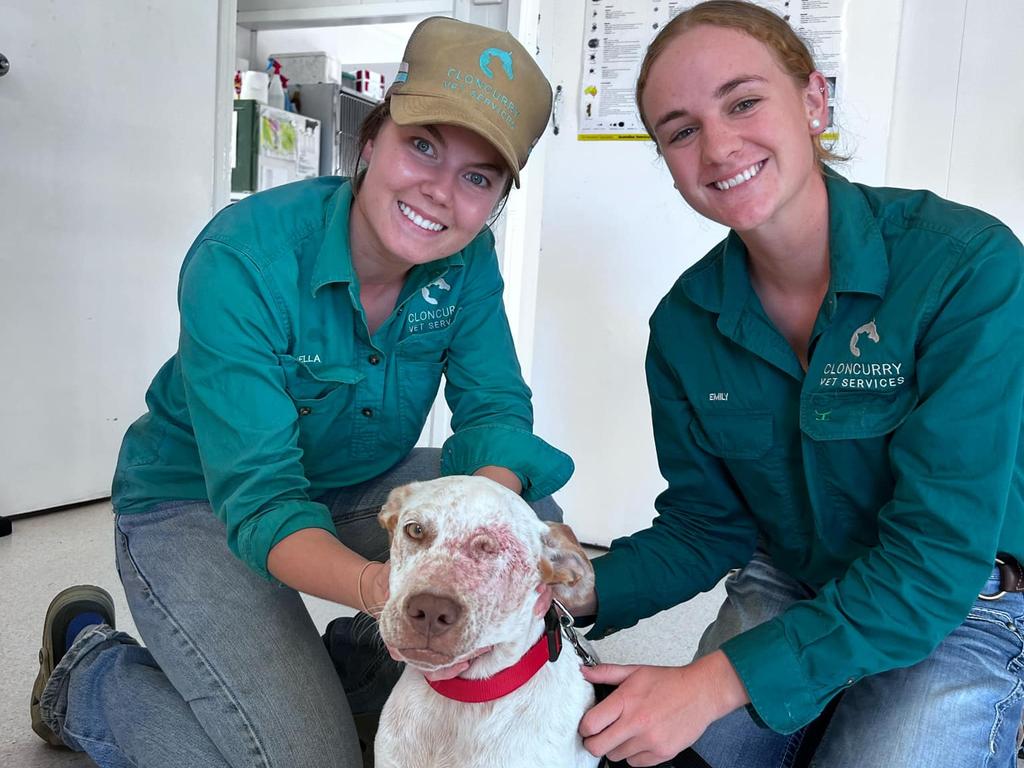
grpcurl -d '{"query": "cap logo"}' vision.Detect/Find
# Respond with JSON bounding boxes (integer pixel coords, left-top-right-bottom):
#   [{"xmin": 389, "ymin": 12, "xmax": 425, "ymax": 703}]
[
  {"xmin": 479, "ymin": 48, "xmax": 514, "ymax": 81},
  {"xmin": 394, "ymin": 62, "xmax": 409, "ymax": 84}
]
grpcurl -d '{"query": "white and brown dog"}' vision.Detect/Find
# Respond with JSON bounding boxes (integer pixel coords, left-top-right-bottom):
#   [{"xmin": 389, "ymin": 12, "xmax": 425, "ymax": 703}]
[{"xmin": 374, "ymin": 476, "xmax": 599, "ymax": 768}]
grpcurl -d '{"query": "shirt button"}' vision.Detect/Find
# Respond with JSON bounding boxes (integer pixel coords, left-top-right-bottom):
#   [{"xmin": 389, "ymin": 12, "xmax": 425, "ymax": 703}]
[
  {"xmin": 846, "ymin": 677, "xmax": 855, "ymax": 686},
  {"xmin": 368, "ymin": 354, "xmax": 380, "ymax": 365},
  {"xmin": 298, "ymin": 406, "xmax": 312, "ymax": 416},
  {"xmin": 361, "ymin": 407, "xmax": 374, "ymax": 418}
]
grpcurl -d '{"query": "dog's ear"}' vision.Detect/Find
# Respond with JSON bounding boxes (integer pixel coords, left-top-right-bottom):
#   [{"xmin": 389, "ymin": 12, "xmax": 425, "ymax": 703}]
[
  {"xmin": 540, "ymin": 522, "xmax": 595, "ymax": 606},
  {"xmin": 378, "ymin": 483, "xmax": 417, "ymax": 541}
]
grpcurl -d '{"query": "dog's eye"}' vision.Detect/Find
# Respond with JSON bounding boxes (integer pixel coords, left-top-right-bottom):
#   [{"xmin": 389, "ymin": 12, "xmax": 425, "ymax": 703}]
[{"xmin": 404, "ymin": 521, "xmax": 425, "ymax": 540}]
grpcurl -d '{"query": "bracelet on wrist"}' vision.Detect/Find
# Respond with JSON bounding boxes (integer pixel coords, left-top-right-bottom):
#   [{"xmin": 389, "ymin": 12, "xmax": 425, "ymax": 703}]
[{"xmin": 357, "ymin": 560, "xmax": 378, "ymax": 614}]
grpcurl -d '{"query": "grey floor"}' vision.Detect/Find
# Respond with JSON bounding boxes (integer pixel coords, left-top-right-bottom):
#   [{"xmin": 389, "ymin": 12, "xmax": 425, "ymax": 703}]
[{"xmin": 1, "ymin": 502, "xmax": 725, "ymax": 767}]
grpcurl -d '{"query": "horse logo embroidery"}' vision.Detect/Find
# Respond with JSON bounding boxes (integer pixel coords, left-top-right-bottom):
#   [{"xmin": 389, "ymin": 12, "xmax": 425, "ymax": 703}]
[
  {"xmin": 421, "ymin": 277, "xmax": 452, "ymax": 306},
  {"xmin": 849, "ymin": 320, "xmax": 880, "ymax": 358},
  {"xmin": 479, "ymin": 48, "xmax": 514, "ymax": 81}
]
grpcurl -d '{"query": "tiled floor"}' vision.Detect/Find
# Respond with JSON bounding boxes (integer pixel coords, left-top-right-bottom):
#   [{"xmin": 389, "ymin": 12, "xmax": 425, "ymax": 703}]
[{"xmin": 1, "ymin": 502, "xmax": 723, "ymax": 767}]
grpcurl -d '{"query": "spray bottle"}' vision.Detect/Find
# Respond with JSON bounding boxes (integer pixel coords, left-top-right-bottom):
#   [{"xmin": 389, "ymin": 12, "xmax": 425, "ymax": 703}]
[{"xmin": 266, "ymin": 58, "xmax": 285, "ymax": 110}]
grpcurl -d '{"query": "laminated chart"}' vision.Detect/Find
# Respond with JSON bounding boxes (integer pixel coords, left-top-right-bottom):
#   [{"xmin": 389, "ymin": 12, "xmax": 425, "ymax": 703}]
[{"xmin": 578, "ymin": 0, "xmax": 844, "ymax": 142}]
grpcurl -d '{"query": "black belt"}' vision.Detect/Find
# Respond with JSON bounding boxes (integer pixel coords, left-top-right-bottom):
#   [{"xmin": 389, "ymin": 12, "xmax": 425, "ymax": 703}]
[{"xmin": 979, "ymin": 552, "xmax": 1024, "ymax": 601}]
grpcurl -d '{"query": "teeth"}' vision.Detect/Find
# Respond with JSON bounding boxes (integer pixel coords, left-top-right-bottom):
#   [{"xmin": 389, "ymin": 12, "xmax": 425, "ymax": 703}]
[
  {"xmin": 398, "ymin": 201, "xmax": 446, "ymax": 232},
  {"xmin": 713, "ymin": 161, "xmax": 765, "ymax": 191}
]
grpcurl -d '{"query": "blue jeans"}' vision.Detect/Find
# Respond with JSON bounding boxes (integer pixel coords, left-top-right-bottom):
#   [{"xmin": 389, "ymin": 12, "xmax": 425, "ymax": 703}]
[
  {"xmin": 691, "ymin": 551, "xmax": 1024, "ymax": 768},
  {"xmin": 39, "ymin": 449, "xmax": 562, "ymax": 768}
]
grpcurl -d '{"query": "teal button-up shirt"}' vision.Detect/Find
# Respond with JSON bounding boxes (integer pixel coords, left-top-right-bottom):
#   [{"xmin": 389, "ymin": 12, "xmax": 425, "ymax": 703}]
[
  {"xmin": 590, "ymin": 171, "xmax": 1024, "ymax": 733},
  {"xmin": 112, "ymin": 178, "xmax": 573, "ymax": 579}
]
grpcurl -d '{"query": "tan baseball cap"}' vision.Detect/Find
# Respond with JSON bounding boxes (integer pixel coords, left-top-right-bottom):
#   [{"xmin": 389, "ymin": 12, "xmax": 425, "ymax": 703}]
[{"xmin": 389, "ymin": 17, "xmax": 553, "ymax": 187}]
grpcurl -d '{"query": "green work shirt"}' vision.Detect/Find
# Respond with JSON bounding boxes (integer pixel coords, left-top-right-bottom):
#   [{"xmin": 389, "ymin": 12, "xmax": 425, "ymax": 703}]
[
  {"xmin": 112, "ymin": 178, "xmax": 573, "ymax": 580},
  {"xmin": 590, "ymin": 170, "xmax": 1024, "ymax": 733}
]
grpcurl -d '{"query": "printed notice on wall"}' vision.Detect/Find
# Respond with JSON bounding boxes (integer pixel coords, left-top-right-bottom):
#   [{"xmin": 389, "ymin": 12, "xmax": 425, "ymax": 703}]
[{"xmin": 578, "ymin": 0, "xmax": 844, "ymax": 141}]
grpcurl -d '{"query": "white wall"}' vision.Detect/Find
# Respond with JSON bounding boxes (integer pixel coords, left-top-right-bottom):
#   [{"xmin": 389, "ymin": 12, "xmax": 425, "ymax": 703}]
[
  {"xmin": 236, "ymin": 24, "xmax": 257, "ymax": 69},
  {"xmin": 886, "ymin": 0, "xmax": 1023, "ymax": 238}
]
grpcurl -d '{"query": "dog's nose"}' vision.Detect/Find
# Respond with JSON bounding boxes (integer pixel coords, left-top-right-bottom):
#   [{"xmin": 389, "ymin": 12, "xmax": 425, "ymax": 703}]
[{"xmin": 405, "ymin": 592, "xmax": 463, "ymax": 637}]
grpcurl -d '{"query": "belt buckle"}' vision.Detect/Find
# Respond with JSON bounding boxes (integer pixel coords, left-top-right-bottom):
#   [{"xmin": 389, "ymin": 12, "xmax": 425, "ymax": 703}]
[{"xmin": 979, "ymin": 556, "xmax": 1010, "ymax": 601}]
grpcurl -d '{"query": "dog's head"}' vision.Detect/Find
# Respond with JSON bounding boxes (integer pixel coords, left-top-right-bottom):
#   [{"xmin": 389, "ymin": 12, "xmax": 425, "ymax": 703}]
[{"xmin": 376, "ymin": 476, "xmax": 592, "ymax": 677}]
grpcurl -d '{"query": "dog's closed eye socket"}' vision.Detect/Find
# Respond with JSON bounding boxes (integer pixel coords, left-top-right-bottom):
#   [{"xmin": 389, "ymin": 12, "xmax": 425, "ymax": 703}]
[
  {"xmin": 403, "ymin": 521, "xmax": 426, "ymax": 540},
  {"xmin": 471, "ymin": 534, "xmax": 499, "ymax": 556}
]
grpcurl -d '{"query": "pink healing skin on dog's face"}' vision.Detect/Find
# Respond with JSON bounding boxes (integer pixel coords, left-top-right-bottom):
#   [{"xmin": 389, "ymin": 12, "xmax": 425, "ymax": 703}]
[{"xmin": 439, "ymin": 523, "xmax": 534, "ymax": 600}]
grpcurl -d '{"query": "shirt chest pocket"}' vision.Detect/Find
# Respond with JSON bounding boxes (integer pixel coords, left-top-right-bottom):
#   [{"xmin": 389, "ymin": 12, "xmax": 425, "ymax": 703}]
[
  {"xmin": 395, "ymin": 330, "xmax": 451, "ymax": 446},
  {"xmin": 277, "ymin": 354, "xmax": 363, "ymax": 410},
  {"xmin": 690, "ymin": 409, "xmax": 774, "ymax": 460},
  {"xmin": 800, "ymin": 387, "xmax": 917, "ymax": 441}
]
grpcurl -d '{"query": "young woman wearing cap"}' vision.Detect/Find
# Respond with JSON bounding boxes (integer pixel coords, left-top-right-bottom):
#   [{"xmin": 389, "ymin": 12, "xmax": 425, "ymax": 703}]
[
  {"xmin": 568, "ymin": 2, "xmax": 1024, "ymax": 766},
  {"xmin": 30, "ymin": 17, "xmax": 566, "ymax": 768}
]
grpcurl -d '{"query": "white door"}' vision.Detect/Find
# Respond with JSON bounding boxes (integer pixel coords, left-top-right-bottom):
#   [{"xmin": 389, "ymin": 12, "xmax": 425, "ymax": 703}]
[{"xmin": 0, "ymin": 1, "xmax": 227, "ymax": 514}]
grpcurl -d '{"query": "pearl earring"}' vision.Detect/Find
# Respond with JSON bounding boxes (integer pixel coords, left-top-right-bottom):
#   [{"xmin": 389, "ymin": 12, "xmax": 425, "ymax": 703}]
[{"xmin": 810, "ymin": 118, "xmax": 821, "ymax": 130}]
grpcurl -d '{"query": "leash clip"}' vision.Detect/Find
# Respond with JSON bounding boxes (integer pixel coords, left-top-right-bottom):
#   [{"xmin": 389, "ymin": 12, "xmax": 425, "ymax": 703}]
[{"xmin": 551, "ymin": 598, "xmax": 599, "ymax": 667}]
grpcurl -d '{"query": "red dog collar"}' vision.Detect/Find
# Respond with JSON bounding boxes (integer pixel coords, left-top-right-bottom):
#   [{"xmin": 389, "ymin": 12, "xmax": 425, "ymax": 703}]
[{"xmin": 426, "ymin": 608, "xmax": 563, "ymax": 703}]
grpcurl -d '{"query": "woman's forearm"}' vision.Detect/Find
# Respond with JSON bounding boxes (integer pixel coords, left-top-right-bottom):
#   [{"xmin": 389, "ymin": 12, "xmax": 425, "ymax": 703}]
[{"xmin": 267, "ymin": 528, "xmax": 384, "ymax": 611}]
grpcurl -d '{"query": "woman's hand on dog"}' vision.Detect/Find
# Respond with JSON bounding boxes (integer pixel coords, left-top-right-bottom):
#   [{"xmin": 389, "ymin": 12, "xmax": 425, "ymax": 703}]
[{"xmin": 578, "ymin": 651, "xmax": 749, "ymax": 766}]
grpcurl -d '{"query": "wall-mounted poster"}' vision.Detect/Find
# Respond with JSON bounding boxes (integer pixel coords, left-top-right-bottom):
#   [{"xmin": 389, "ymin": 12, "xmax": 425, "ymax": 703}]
[{"xmin": 578, "ymin": 0, "xmax": 844, "ymax": 142}]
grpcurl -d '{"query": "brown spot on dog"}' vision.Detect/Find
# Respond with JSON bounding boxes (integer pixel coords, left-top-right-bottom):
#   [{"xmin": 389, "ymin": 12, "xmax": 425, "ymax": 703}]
[
  {"xmin": 540, "ymin": 523, "xmax": 595, "ymax": 604},
  {"xmin": 379, "ymin": 483, "xmax": 418, "ymax": 539}
]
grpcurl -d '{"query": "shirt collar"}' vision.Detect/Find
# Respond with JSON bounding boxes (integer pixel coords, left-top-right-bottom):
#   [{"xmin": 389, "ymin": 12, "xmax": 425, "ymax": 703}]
[
  {"xmin": 310, "ymin": 181, "xmax": 467, "ymax": 297},
  {"xmin": 682, "ymin": 168, "xmax": 890, "ymax": 318},
  {"xmin": 822, "ymin": 168, "xmax": 889, "ymax": 298},
  {"xmin": 311, "ymin": 181, "xmax": 356, "ymax": 295}
]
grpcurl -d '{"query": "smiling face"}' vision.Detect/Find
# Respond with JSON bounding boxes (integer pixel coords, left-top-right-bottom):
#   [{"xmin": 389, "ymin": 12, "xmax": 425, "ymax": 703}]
[
  {"xmin": 640, "ymin": 24, "xmax": 827, "ymax": 237},
  {"xmin": 349, "ymin": 119, "xmax": 510, "ymax": 277}
]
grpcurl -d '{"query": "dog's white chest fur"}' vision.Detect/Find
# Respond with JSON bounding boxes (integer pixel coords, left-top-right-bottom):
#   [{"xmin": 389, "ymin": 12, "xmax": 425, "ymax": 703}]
[{"xmin": 376, "ymin": 649, "xmax": 597, "ymax": 768}]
